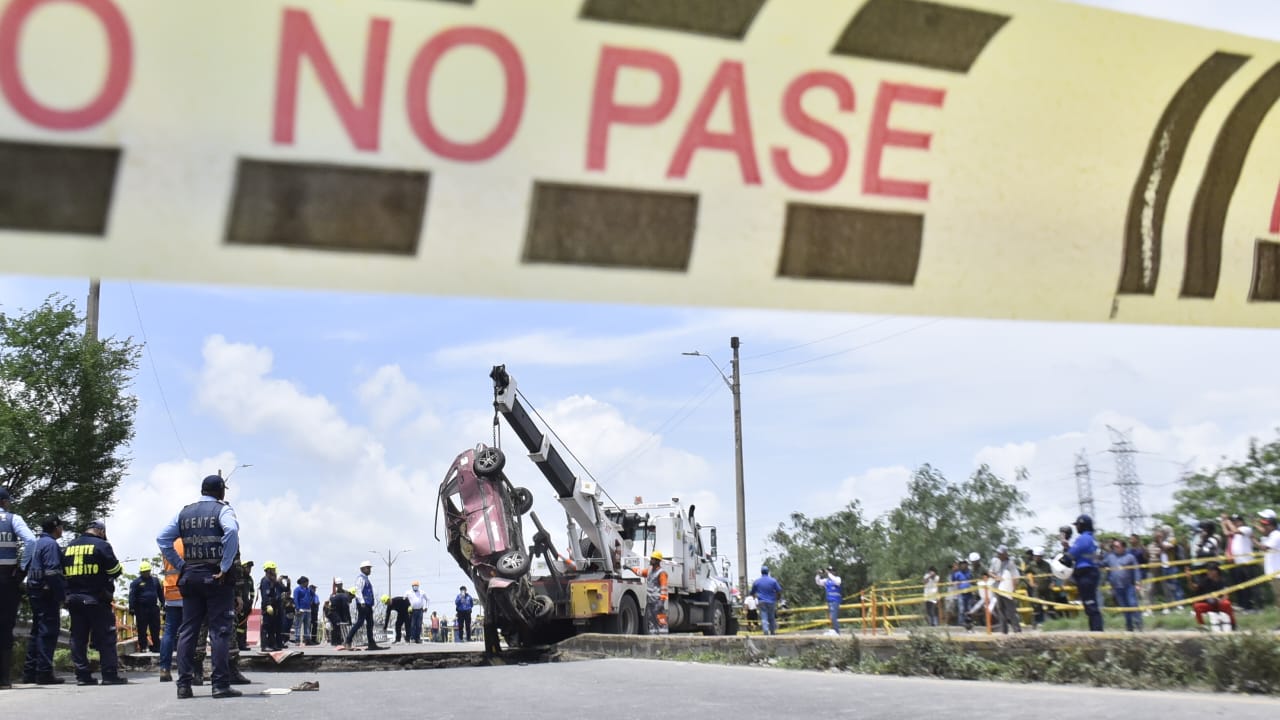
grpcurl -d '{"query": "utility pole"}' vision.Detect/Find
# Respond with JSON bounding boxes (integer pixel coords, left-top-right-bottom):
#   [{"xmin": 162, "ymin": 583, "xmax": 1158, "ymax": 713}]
[
  {"xmin": 86, "ymin": 278, "xmax": 100, "ymax": 341},
  {"xmin": 681, "ymin": 339, "xmax": 748, "ymax": 597},
  {"xmin": 371, "ymin": 549, "xmax": 412, "ymax": 602},
  {"xmin": 1073, "ymin": 450, "xmax": 1095, "ymax": 519},
  {"xmin": 730, "ymin": 337, "xmax": 747, "ymax": 598},
  {"xmin": 1107, "ymin": 426, "xmax": 1147, "ymax": 535}
]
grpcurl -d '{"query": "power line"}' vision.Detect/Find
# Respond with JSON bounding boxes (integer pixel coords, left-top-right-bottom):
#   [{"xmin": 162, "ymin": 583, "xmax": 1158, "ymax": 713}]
[
  {"xmin": 599, "ymin": 371, "xmax": 725, "ymax": 479},
  {"xmin": 128, "ymin": 283, "xmax": 188, "ymax": 460},
  {"xmin": 744, "ymin": 319, "xmax": 941, "ymax": 376},
  {"xmin": 743, "ymin": 317, "xmax": 893, "ymax": 360}
]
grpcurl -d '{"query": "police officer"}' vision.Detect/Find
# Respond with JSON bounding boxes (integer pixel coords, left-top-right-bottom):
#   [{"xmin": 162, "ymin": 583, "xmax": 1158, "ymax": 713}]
[
  {"xmin": 64, "ymin": 519, "xmax": 128, "ymax": 685},
  {"xmin": 22, "ymin": 516, "xmax": 65, "ymax": 684},
  {"xmin": 157, "ymin": 474, "xmax": 243, "ymax": 699},
  {"xmin": 1062, "ymin": 513, "xmax": 1103, "ymax": 632},
  {"xmin": 0, "ymin": 487, "xmax": 36, "ymax": 689}
]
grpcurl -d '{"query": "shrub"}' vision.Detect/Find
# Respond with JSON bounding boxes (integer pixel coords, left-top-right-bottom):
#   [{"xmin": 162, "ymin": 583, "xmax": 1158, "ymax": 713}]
[{"xmin": 1205, "ymin": 632, "xmax": 1280, "ymax": 694}]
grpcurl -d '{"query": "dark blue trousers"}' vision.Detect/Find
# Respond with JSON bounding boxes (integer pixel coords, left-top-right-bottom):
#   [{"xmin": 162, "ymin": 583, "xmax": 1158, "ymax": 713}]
[
  {"xmin": 23, "ymin": 591, "xmax": 61, "ymax": 677},
  {"xmin": 1074, "ymin": 566, "xmax": 1104, "ymax": 632},
  {"xmin": 68, "ymin": 594, "xmax": 120, "ymax": 680},
  {"xmin": 176, "ymin": 567, "xmax": 234, "ymax": 690}
]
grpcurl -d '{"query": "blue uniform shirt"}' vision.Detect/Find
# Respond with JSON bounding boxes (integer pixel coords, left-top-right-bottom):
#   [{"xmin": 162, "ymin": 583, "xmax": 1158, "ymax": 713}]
[
  {"xmin": 750, "ymin": 575, "xmax": 782, "ymax": 604},
  {"xmin": 0, "ymin": 510, "xmax": 36, "ymax": 570},
  {"xmin": 157, "ymin": 494, "xmax": 240, "ymax": 574},
  {"xmin": 1069, "ymin": 531, "xmax": 1099, "ymax": 570}
]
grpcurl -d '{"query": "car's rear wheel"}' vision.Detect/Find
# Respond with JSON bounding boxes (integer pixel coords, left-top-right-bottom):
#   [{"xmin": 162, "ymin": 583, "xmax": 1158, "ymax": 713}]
[
  {"xmin": 511, "ymin": 487, "xmax": 533, "ymax": 514},
  {"xmin": 474, "ymin": 446, "xmax": 506, "ymax": 477},
  {"xmin": 495, "ymin": 549, "xmax": 530, "ymax": 579}
]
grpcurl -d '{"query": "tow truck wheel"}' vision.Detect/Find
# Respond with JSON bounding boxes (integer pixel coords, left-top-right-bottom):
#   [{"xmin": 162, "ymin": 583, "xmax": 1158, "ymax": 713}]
[
  {"xmin": 511, "ymin": 486, "xmax": 534, "ymax": 515},
  {"xmin": 474, "ymin": 446, "xmax": 506, "ymax": 476},
  {"xmin": 703, "ymin": 599, "xmax": 728, "ymax": 636},
  {"xmin": 608, "ymin": 594, "xmax": 641, "ymax": 636},
  {"xmin": 495, "ymin": 549, "xmax": 531, "ymax": 579}
]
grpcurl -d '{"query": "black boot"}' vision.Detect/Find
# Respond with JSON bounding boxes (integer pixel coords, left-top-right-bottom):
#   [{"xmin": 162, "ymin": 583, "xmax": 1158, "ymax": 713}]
[{"xmin": 229, "ymin": 658, "xmax": 251, "ymax": 685}]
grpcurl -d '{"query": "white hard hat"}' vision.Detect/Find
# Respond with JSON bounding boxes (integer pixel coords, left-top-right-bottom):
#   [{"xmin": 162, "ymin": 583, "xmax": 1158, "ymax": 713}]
[
  {"xmin": 334, "ymin": 578, "xmax": 343, "ymax": 585},
  {"xmin": 967, "ymin": 552, "xmax": 980, "ymax": 563},
  {"xmin": 1032, "ymin": 547, "xmax": 1044, "ymax": 556},
  {"xmin": 359, "ymin": 560, "xmax": 373, "ymax": 569},
  {"xmin": 1049, "ymin": 553, "xmax": 1074, "ymax": 581}
]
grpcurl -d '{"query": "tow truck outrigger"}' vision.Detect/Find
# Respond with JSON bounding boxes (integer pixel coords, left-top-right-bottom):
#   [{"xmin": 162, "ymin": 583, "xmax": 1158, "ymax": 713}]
[{"xmin": 435, "ymin": 365, "xmax": 738, "ymax": 654}]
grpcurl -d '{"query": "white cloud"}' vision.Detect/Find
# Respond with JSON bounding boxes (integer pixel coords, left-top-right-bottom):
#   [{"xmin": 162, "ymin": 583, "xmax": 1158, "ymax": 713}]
[
  {"xmin": 107, "ymin": 451, "xmax": 240, "ymax": 568},
  {"xmin": 196, "ymin": 335, "xmax": 366, "ymax": 463},
  {"xmin": 807, "ymin": 465, "xmax": 914, "ymax": 522}
]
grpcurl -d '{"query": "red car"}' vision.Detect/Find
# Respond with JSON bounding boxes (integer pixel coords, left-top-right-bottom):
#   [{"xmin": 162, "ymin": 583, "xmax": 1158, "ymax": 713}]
[{"xmin": 436, "ymin": 444, "xmax": 553, "ymax": 651}]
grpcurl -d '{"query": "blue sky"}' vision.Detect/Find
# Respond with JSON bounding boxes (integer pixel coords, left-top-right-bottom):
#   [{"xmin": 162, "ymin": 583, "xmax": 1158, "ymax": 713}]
[{"xmin": 3, "ymin": 1, "xmax": 1279, "ymax": 607}]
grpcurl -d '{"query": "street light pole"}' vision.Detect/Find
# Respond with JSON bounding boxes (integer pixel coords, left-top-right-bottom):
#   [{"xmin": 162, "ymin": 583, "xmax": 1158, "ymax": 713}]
[
  {"xmin": 729, "ymin": 337, "xmax": 747, "ymax": 598},
  {"xmin": 371, "ymin": 549, "xmax": 413, "ymax": 601},
  {"xmin": 683, "ymin": 337, "xmax": 748, "ymax": 597}
]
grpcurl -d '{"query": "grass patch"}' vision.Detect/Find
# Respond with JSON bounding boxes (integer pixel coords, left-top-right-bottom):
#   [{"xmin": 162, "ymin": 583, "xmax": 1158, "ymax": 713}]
[{"xmin": 1037, "ymin": 606, "xmax": 1279, "ymax": 633}]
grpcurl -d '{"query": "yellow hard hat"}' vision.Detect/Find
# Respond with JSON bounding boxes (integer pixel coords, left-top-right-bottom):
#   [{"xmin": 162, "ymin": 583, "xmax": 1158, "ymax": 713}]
[
  {"xmin": 139, "ymin": 561, "xmax": 152, "ymax": 572},
  {"xmin": 381, "ymin": 594, "xmax": 391, "ymax": 604},
  {"xmin": 263, "ymin": 561, "xmax": 278, "ymax": 570},
  {"xmin": 650, "ymin": 551, "xmax": 663, "ymax": 561}
]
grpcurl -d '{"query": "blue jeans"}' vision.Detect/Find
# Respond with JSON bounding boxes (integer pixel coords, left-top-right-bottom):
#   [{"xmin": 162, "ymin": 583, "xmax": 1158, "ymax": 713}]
[
  {"xmin": 159, "ymin": 604, "xmax": 182, "ymax": 671},
  {"xmin": 1161, "ymin": 566, "xmax": 1184, "ymax": 603},
  {"xmin": 827, "ymin": 600, "xmax": 841, "ymax": 633},
  {"xmin": 758, "ymin": 601, "xmax": 778, "ymax": 635},
  {"xmin": 293, "ymin": 609, "xmax": 312, "ymax": 643},
  {"xmin": 1112, "ymin": 585, "xmax": 1142, "ymax": 631},
  {"xmin": 409, "ymin": 609, "xmax": 423, "ymax": 642}
]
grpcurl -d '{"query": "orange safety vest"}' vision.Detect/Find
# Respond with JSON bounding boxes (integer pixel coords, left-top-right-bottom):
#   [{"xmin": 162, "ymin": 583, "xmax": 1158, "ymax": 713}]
[{"xmin": 163, "ymin": 538, "xmax": 184, "ymax": 603}]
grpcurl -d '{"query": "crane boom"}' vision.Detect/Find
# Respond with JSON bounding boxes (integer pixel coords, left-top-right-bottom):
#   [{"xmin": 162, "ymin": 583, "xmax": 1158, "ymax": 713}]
[{"xmin": 489, "ymin": 365, "xmax": 624, "ymax": 574}]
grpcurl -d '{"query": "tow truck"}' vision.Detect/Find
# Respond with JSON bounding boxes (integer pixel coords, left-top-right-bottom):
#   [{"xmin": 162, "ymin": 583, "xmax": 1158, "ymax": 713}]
[{"xmin": 436, "ymin": 365, "xmax": 738, "ymax": 652}]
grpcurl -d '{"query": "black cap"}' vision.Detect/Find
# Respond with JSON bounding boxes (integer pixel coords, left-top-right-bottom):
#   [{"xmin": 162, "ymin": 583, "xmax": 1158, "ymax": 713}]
[{"xmin": 201, "ymin": 474, "xmax": 226, "ymax": 495}]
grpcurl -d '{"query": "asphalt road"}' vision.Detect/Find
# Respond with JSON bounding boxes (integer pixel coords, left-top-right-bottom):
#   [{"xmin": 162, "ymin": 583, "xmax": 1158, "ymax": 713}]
[{"xmin": 4, "ymin": 658, "xmax": 1276, "ymax": 718}]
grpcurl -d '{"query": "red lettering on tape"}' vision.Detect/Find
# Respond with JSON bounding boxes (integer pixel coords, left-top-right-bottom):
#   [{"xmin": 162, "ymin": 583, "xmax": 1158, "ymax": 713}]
[
  {"xmin": 667, "ymin": 61, "xmax": 760, "ymax": 185},
  {"xmin": 770, "ymin": 71, "xmax": 855, "ymax": 193},
  {"xmin": 273, "ymin": 8, "xmax": 390, "ymax": 152},
  {"xmin": 1271, "ymin": 180, "xmax": 1280, "ymax": 235},
  {"xmin": 407, "ymin": 27, "xmax": 526, "ymax": 162},
  {"xmin": 863, "ymin": 81, "xmax": 945, "ymax": 200},
  {"xmin": 587, "ymin": 46, "xmax": 680, "ymax": 172},
  {"xmin": 0, "ymin": 0, "xmax": 131, "ymax": 130}
]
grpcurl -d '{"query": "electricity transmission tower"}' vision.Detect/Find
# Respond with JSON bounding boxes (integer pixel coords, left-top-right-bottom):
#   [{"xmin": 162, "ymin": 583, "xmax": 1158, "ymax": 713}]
[
  {"xmin": 1074, "ymin": 450, "xmax": 1096, "ymax": 519},
  {"xmin": 1107, "ymin": 426, "xmax": 1146, "ymax": 534}
]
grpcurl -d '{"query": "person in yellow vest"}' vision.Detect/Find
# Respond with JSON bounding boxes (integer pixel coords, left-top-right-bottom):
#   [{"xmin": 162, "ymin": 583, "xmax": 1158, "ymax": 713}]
[
  {"xmin": 158, "ymin": 538, "xmax": 184, "ymax": 682},
  {"xmin": 634, "ymin": 551, "xmax": 669, "ymax": 634}
]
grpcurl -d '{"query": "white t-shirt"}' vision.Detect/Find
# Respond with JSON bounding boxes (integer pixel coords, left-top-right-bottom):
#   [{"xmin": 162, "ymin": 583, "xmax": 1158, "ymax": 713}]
[
  {"xmin": 1263, "ymin": 530, "xmax": 1280, "ymax": 575},
  {"xmin": 1230, "ymin": 527, "xmax": 1254, "ymax": 559},
  {"xmin": 743, "ymin": 595, "xmax": 758, "ymax": 611},
  {"xmin": 923, "ymin": 574, "xmax": 938, "ymax": 601}
]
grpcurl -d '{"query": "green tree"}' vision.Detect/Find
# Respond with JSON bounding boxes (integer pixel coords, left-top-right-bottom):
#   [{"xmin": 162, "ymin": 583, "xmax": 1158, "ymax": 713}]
[
  {"xmin": 1158, "ymin": 432, "xmax": 1280, "ymax": 528},
  {"xmin": 0, "ymin": 294, "xmax": 141, "ymax": 526},
  {"xmin": 762, "ymin": 501, "xmax": 874, "ymax": 606}
]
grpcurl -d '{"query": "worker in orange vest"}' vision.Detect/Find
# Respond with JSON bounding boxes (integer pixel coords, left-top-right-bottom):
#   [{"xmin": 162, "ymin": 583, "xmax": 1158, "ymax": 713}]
[
  {"xmin": 158, "ymin": 538, "xmax": 184, "ymax": 682},
  {"xmin": 634, "ymin": 551, "xmax": 669, "ymax": 634}
]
